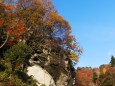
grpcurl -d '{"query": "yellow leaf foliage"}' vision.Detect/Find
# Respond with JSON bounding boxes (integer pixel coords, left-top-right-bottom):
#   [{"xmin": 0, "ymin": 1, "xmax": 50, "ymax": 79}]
[
  {"xmin": 102, "ymin": 68, "xmax": 106, "ymax": 74},
  {"xmin": 68, "ymin": 51, "xmax": 78, "ymax": 62}
]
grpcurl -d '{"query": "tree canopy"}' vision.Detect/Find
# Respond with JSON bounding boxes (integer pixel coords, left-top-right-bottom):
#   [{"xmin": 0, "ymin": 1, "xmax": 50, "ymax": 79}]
[{"xmin": 0, "ymin": 0, "xmax": 82, "ymax": 85}]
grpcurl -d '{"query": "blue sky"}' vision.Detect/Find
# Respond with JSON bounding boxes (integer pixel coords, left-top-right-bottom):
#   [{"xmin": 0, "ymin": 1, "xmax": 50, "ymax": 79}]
[{"xmin": 53, "ymin": 0, "xmax": 115, "ymax": 68}]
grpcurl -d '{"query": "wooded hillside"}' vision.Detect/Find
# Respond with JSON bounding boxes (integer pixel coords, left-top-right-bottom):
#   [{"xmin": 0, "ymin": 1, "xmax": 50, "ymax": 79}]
[{"xmin": 0, "ymin": 0, "xmax": 82, "ymax": 86}]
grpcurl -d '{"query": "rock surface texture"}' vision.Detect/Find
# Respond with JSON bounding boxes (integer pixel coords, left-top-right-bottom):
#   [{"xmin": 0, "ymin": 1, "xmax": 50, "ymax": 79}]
[{"xmin": 27, "ymin": 65, "xmax": 56, "ymax": 86}]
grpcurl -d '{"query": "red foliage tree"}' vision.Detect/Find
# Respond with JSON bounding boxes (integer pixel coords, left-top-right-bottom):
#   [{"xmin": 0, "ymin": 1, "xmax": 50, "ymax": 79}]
[
  {"xmin": 75, "ymin": 68, "xmax": 93, "ymax": 86},
  {"xmin": 6, "ymin": 21, "xmax": 26, "ymax": 46}
]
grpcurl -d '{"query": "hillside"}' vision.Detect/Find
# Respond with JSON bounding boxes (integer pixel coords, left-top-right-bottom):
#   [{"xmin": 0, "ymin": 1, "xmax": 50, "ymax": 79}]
[
  {"xmin": 75, "ymin": 56, "xmax": 115, "ymax": 86},
  {"xmin": 0, "ymin": 0, "xmax": 82, "ymax": 86}
]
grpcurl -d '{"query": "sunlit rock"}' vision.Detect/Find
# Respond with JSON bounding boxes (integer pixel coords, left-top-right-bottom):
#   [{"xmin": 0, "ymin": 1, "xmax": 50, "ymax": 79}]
[{"xmin": 27, "ymin": 65, "xmax": 56, "ymax": 86}]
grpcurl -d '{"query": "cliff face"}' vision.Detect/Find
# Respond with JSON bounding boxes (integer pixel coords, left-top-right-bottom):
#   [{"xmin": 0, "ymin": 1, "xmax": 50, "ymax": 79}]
[
  {"xmin": 22, "ymin": 30, "xmax": 76, "ymax": 86},
  {"xmin": 27, "ymin": 65, "xmax": 56, "ymax": 86},
  {"xmin": 26, "ymin": 47, "xmax": 75, "ymax": 86},
  {"xmin": 27, "ymin": 65, "xmax": 73, "ymax": 86}
]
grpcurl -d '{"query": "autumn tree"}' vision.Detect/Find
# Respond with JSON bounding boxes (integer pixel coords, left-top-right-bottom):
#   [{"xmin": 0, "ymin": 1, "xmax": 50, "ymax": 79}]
[
  {"xmin": 0, "ymin": 1, "xmax": 15, "ymax": 58},
  {"xmin": 0, "ymin": 2, "xmax": 8, "ymax": 48},
  {"xmin": 0, "ymin": 0, "xmax": 82, "ymax": 85},
  {"xmin": 15, "ymin": 0, "xmax": 82, "ymax": 53},
  {"xmin": 75, "ymin": 68, "xmax": 93, "ymax": 86},
  {"xmin": 99, "ymin": 67, "xmax": 115, "ymax": 86},
  {"xmin": 0, "ymin": 0, "xmax": 26, "ymax": 48}
]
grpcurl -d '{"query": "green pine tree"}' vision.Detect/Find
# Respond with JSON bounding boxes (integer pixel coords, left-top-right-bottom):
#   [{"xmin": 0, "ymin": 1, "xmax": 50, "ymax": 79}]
[
  {"xmin": 93, "ymin": 72, "xmax": 98, "ymax": 83},
  {"xmin": 110, "ymin": 55, "xmax": 115, "ymax": 67}
]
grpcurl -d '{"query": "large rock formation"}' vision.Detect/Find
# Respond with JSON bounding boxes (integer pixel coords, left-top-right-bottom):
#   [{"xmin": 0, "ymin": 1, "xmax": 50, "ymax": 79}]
[
  {"xmin": 26, "ymin": 47, "xmax": 75, "ymax": 86},
  {"xmin": 27, "ymin": 65, "xmax": 56, "ymax": 86}
]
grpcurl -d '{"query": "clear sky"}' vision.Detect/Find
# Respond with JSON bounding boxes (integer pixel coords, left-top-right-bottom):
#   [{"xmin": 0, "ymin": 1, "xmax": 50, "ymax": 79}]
[{"xmin": 52, "ymin": 0, "xmax": 115, "ymax": 68}]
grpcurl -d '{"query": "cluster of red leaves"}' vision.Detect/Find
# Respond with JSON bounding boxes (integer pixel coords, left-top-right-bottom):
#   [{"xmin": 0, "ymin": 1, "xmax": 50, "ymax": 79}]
[
  {"xmin": 6, "ymin": 21, "xmax": 26, "ymax": 37},
  {"xmin": 6, "ymin": 21, "xmax": 26, "ymax": 46},
  {"xmin": 75, "ymin": 68, "xmax": 93, "ymax": 86},
  {"xmin": 0, "ymin": 2, "xmax": 14, "ymax": 10},
  {"xmin": 75, "ymin": 64, "xmax": 115, "ymax": 86},
  {"xmin": 0, "ymin": 18, "xmax": 4, "ymax": 26},
  {"xmin": 5, "ymin": 4, "xmax": 14, "ymax": 10},
  {"xmin": 0, "ymin": 3, "xmax": 23, "ymax": 46},
  {"xmin": 16, "ymin": 64, "xmax": 21, "ymax": 69}
]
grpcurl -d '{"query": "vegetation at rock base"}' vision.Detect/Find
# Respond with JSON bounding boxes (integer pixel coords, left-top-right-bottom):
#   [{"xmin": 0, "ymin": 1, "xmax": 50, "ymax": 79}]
[{"xmin": 0, "ymin": 0, "xmax": 82, "ymax": 85}]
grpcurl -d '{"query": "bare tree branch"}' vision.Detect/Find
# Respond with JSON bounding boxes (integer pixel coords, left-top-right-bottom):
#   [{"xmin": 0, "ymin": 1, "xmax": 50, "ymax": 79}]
[{"xmin": 0, "ymin": 34, "xmax": 8, "ymax": 48}]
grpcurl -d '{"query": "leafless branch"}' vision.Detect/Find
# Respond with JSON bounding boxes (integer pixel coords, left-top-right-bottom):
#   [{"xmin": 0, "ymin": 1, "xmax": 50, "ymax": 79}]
[{"xmin": 0, "ymin": 34, "xmax": 9, "ymax": 48}]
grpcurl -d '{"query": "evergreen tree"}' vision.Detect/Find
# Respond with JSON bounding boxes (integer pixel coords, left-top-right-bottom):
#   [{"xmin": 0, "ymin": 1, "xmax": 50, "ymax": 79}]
[
  {"xmin": 110, "ymin": 55, "xmax": 115, "ymax": 67},
  {"xmin": 4, "ymin": 42, "xmax": 31, "ymax": 73},
  {"xmin": 93, "ymin": 72, "xmax": 97, "ymax": 83}
]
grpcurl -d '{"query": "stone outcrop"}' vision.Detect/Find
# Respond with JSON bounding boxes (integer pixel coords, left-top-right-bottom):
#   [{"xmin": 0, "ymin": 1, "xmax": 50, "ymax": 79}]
[
  {"xmin": 26, "ymin": 47, "xmax": 75, "ymax": 86},
  {"xmin": 27, "ymin": 65, "xmax": 56, "ymax": 86}
]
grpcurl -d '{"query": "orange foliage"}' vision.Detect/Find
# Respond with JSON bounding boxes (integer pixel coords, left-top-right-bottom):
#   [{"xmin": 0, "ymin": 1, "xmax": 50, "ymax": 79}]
[
  {"xmin": 0, "ymin": 18, "xmax": 4, "ymax": 26},
  {"xmin": 50, "ymin": 12, "xmax": 64, "ymax": 23},
  {"xmin": 76, "ymin": 68, "xmax": 93, "ymax": 86},
  {"xmin": 6, "ymin": 21, "xmax": 26, "ymax": 37},
  {"xmin": 42, "ymin": 21, "xmax": 54, "ymax": 28},
  {"xmin": 50, "ymin": 12, "xmax": 71, "ymax": 29},
  {"xmin": 5, "ymin": 4, "xmax": 14, "ymax": 10},
  {"xmin": 106, "ymin": 67, "xmax": 115, "ymax": 75},
  {"xmin": 100, "ymin": 64, "xmax": 110, "ymax": 74},
  {"xmin": 0, "ymin": 2, "xmax": 14, "ymax": 11},
  {"xmin": 6, "ymin": 21, "xmax": 26, "ymax": 46},
  {"xmin": 16, "ymin": 64, "xmax": 21, "ymax": 69}
]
